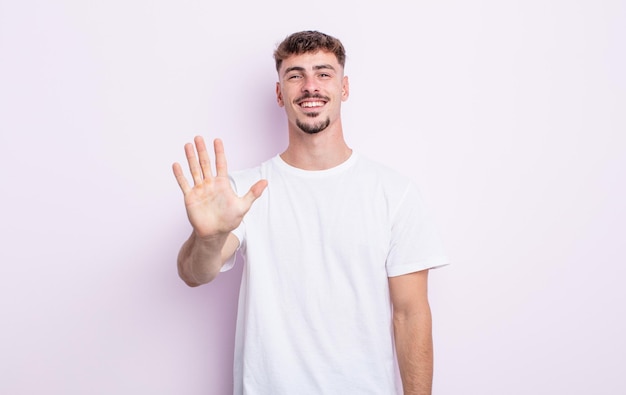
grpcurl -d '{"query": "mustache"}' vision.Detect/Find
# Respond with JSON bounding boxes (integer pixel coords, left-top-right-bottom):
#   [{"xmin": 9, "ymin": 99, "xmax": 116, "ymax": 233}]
[{"xmin": 294, "ymin": 93, "xmax": 330, "ymax": 103}]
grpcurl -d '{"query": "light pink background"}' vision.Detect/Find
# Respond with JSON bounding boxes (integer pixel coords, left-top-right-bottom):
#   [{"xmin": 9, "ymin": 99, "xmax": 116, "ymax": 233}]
[{"xmin": 1, "ymin": 1, "xmax": 624, "ymax": 394}]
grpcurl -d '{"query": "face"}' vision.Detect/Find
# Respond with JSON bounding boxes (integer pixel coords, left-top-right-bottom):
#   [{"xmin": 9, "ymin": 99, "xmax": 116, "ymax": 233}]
[{"xmin": 276, "ymin": 51, "xmax": 349, "ymax": 135}]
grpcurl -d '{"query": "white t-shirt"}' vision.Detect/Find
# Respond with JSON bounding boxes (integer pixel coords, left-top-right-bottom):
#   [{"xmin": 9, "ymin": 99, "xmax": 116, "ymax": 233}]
[{"xmin": 225, "ymin": 152, "xmax": 448, "ymax": 395}]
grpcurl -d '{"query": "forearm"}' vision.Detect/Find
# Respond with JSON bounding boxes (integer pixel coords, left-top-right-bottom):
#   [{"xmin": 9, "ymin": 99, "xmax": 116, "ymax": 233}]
[
  {"xmin": 177, "ymin": 231, "xmax": 230, "ymax": 287},
  {"xmin": 394, "ymin": 308, "xmax": 433, "ymax": 395}
]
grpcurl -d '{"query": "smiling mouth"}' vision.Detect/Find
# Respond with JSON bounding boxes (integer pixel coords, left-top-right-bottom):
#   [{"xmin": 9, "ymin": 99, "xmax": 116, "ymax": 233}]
[
  {"xmin": 300, "ymin": 101, "xmax": 326, "ymax": 108},
  {"xmin": 296, "ymin": 94, "xmax": 329, "ymax": 109}
]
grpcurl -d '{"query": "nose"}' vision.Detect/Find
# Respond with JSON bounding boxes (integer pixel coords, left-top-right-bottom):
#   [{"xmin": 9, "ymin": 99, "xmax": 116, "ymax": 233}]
[{"xmin": 302, "ymin": 76, "xmax": 319, "ymax": 93}]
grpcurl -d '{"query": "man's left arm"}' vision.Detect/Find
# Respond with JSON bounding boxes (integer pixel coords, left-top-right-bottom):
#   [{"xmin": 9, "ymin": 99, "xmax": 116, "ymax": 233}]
[{"xmin": 389, "ymin": 269, "xmax": 433, "ymax": 395}]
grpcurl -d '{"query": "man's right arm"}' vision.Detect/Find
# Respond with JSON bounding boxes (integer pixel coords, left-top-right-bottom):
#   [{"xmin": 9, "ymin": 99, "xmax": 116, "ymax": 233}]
[
  {"xmin": 172, "ymin": 136, "xmax": 266, "ymax": 287},
  {"xmin": 177, "ymin": 231, "xmax": 240, "ymax": 287}
]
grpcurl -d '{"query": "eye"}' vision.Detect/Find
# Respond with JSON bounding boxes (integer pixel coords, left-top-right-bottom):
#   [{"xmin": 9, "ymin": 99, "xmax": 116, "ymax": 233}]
[{"xmin": 288, "ymin": 74, "xmax": 302, "ymax": 80}]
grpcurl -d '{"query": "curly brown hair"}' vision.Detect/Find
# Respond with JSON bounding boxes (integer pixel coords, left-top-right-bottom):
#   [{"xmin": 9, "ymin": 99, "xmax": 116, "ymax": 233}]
[{"xmin": 273, "ymin": 30, "xmax": 346, "ymax": 72}]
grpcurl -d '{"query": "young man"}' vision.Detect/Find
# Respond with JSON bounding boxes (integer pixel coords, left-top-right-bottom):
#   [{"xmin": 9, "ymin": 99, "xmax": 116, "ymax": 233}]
[{"xmin": 172, "ymin": 31, "xmax": 448, "ymax": 395}]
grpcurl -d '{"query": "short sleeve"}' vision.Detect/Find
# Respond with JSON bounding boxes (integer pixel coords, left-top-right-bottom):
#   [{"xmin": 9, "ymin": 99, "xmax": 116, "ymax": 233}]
[
  {"xmin": 385, "ymin": 183, "xmax": 449, "ymax": 277},
  {"xmin": 219, "ymin": 175, "xmax": 247, "ymax": 272},
  {"xmin": 219, "ymin": 223, "xmax": 244, "ymax": 272}
]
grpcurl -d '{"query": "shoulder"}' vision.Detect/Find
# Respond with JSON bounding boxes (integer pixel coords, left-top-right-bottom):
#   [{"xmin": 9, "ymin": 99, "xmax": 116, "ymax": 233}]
[
  {"xmin": 353, "ymin": 153, "xmax": 416, "ymax": 192},
  {"xmin": 229, "ymin": 156, "xmax": 277, "ymax": 193}
]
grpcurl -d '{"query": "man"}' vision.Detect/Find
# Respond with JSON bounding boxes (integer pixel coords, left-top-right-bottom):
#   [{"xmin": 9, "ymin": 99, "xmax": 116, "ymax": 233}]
[{"xmin": 172, "ymin": 30, "xmax": 448, "ymax": 395}]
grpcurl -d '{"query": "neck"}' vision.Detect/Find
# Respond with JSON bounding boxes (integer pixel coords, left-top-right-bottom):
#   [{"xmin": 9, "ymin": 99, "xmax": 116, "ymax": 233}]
[{"xmin": 280, "ymin": 121, "xmax": 352, "ymax": 170}]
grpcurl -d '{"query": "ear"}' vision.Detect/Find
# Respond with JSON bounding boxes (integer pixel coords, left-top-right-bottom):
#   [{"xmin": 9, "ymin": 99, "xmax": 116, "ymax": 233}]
[
  {"xmin": 276, "ymin": 82, "xmax": 284, "ymax": 107},
  {"xmin": 341, "ymin": 76, "xmax": 350, "ymax": 102}
]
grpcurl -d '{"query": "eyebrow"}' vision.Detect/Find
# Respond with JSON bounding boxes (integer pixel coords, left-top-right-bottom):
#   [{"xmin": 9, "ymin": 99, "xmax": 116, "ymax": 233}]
[{"xmin": 283, "ymin": 64, "xmax": 336, "ymax": 76}]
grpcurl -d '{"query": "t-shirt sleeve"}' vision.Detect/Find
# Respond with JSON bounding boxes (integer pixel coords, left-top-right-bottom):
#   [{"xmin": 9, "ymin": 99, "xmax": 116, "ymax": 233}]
[
  {"xmin": 219, "ymin": 175, "xmax": 246, "ymax": 272},
  {"xmin": 219, "ymin": 224, "xmax": 244, "ymax": 273},
  {"xmin": 385, "ymin": 183, "xmax": 449, "ymax": 277}
]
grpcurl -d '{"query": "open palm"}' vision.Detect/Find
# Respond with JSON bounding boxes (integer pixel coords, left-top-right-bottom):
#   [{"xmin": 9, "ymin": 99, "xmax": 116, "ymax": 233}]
[{"xmin": 172, "ymin": 136, "xmax": 267, "ymax": 238}]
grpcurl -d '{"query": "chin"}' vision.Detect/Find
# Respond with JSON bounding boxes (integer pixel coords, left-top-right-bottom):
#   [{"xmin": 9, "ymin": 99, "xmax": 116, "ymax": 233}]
[{"xmin": 296, "ymin": 117, "xmax": 331, "ymax": 135}]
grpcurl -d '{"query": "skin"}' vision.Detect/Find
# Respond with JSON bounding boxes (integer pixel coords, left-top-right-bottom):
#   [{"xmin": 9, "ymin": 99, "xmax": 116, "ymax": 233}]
[
  {"xmin": 276, "ymin": 51, "xmax": 352, "ymax": 170},
  {"xmin": 173, "ymin": 50, "xmax": 433, "ymax": 394},
  {"xmin": 172, "ymin": 137, "xmax": 266, "ymax": 286},
  {"xmin": 390, "ymin": 270, "xmax": 434, "ymax": 395}
]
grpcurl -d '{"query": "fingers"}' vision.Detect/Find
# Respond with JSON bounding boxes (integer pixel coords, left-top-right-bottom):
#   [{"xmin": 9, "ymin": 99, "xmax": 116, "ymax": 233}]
[
  {"xmin": 177, "ymin": 136, "xmax": 229, "ymax": 192},
  {"xmin": 172, "ymin": 162, "xmax": 191, "ymax": 194},
  {"xmin": 195, "ymin": 136, "xmax": 214, "ymax": 180},
  {"xmin": 213, "ymin": 138, "xmax": 228, "ymax": 177},
  {"xmin": 185, "ymin": 139, "xmax": 203, "ymax": 186}
]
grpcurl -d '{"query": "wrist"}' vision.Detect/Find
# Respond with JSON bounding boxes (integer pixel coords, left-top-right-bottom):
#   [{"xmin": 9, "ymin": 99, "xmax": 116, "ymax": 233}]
[{"xmin": 193, "ymin": 230, "xmax": 230, "ymax": 246}]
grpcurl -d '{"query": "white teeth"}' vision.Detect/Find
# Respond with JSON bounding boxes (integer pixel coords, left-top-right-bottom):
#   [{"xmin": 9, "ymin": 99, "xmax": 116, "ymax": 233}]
[{"xmin": 301, "ymin": 101, "xmax": 324, "ymax": 108}]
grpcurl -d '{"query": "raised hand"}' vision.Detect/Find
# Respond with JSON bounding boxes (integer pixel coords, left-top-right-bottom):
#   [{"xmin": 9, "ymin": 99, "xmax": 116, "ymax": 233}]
[{"xmin": 172, "ymin": 136, "xmax": 267, "ymax": 239}]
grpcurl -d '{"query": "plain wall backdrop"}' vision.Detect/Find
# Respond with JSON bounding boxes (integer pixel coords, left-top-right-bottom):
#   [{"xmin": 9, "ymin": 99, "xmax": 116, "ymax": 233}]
[{"xmin": 1, "ymin": 0, "xmax": 624, "ymax": 394}]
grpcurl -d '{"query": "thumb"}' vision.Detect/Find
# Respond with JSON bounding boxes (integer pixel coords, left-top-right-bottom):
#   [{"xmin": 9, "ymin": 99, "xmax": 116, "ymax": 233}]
[{"xmin": 242, "ymin": 179, "xmax": 268, "ymax": 206}]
